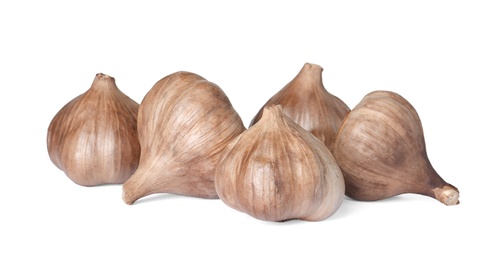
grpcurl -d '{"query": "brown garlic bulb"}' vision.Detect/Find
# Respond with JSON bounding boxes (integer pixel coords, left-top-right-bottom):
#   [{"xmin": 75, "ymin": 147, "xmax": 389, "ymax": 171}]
[
  {"xmin": 215, "ymin": 105, "xmax": 345, "ymax": 222},
  {"xmin": 122, "ymin": 71, "xmax": 246, "ymax": 205},
  {"xmin": 47, "ymin": 73, "xmax": 140, "ymax": 186},
  {"xmin": 250, "ymin": 62, "xmax": 350, "ymax": 148},
  {"xmin": 331, "ymin": 90, "xmax": 459, "ymax": 205}
]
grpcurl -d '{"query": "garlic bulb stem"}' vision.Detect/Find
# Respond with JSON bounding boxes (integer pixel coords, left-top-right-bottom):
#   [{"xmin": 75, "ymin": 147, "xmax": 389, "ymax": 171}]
[
  {"xmin": 290, "ymin": 63, "xmax": 324, "ymax": 90},
  {"xmin": 433, "ymin": 186, "xmax": 460, "ymax": 206}
]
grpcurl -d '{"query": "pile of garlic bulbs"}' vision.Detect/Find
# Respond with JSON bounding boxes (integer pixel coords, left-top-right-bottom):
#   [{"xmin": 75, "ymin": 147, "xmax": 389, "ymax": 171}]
[{"xmin": 47, "ymin": 63, "xmax": 459, "ymax": 222}]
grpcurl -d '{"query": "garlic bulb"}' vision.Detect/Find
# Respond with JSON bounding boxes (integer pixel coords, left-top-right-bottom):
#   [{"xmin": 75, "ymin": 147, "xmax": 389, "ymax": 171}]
[
  {"xmin": 47, "ymin": 73, "xmax": 140, "ymax": 186},
  {"xmin": 122, "ymin": 71, "xmax": 246, "ymax": 204},
  {"xmin": 331, "ymin": 90, "xmax": 459, "ymax": 205},
  {"xmin": 215, "ymin": 105, "xmax": 345, "ymax": 222},
  {"xmin": 250, "ymin": 62, "xmax": 350, "ymax": 148}
]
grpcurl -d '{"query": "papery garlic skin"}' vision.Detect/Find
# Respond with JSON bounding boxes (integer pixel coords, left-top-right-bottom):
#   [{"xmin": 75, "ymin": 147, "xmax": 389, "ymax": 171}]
[
  {"xmin": 331, "ymin": 90, "xmax": 459, "ymax": 205},
  {"xmin": 215, "ymin": 105, "xmax": 345, "ymax": 222},
  {"xmin": 250, "ymin": 63, "xmax": 350, "ymax": 148},
  {"xmin": 122, "ymin": 71, "xmax": 246, "ymax": 204},
  {"xmin": 47, "ymin": 73, "xmax": 140, "ymax": 186}
]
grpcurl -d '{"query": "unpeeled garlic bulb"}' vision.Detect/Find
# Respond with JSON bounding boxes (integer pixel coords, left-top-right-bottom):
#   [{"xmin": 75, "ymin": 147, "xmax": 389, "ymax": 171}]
[
  {"xmin": 215, "ymin": 105, "xmax": 345, "ymax": 222},
  {"xmin": 250, "ymin": 62, "xmax": 350, "ymax": 148},
  {"xmin": 331, "ymin": 90, "xmax": 459, "ymax": 205},
  {"xmin": 47, "ymin": 73, "xmax": 140, "ymax": 186},
  {"xmin": 122, "ymin": 71, "xmax": 246, "ymax": 204}
]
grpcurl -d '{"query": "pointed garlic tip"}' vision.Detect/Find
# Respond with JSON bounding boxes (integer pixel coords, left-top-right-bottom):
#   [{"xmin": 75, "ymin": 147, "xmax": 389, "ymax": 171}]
[
  {"xmin": 122, "ymin": 179, "xmax": 135, "ymax": 205},
  {"xmin": 295, "ymin": 62, "xmax": 324, "ymax": 87},
  {"xmin": 433, "ymin": 186, "xmax": 460, "ymax": 206},
  {"xmin": 122, "ymin": 185, "xmax": 142, "ymax": 205},
  {"xmin": 91, "ymin": 72, "xmax": 117, "ymax": 91},
  {"xmin": 302, "ymin": 62, "xmax": 323, "ymax": 72},
  {"xmin": 261, "ymin": 104, "xmax": 284, "ymax": 121},
  {"xmin": 94, "ymin": 72, "xmax": 114, "ymax": 81},
  {"xmin": 96, "ymin": 72, "xmax": 112, "ymax": 78},
  {"xmin": 121, "ymin": 169, "xmax": 153, "ymax": 205},
  {"xmin": 121, "ymin": 189, "xmax": 132, "ymax": 205}
]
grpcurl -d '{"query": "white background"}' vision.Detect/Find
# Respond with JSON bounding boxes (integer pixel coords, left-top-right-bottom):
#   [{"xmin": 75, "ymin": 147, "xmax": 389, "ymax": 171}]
[{"xmin": 1, "ymin": 1, "xmax": 503, "ymax": 259}]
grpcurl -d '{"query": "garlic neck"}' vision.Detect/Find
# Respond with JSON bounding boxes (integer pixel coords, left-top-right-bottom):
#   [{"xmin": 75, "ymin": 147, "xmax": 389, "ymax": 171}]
[
  {"xmin": 290, "ymin": 62, "xmax": 325, "ymax": 92},
  {"xmin": 433, "ymin": 185, "xmax": 460, "ymax": 206},
  {"xmin": 89, "ymin": 73, "xmax": 118, "ymax": 93},
  {"xmin": 261, "ymin": 105, "xmax": 285, "ymax": 122}
]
